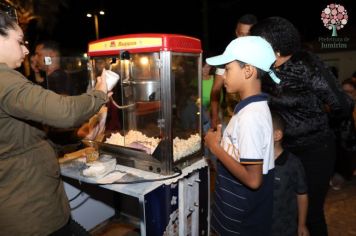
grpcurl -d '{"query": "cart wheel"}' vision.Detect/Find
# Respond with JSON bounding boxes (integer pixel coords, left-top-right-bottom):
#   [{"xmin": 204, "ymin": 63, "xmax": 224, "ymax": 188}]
[{"xmin": 69, "ymin": 219, "xmax": 91, "ymax": 236}]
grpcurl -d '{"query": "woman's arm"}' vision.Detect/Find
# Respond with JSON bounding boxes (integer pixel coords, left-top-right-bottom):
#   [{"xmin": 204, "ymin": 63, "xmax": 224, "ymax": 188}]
[{"xmin": 0, "ymin": 69, "xmax": 109, "ymax": 128}]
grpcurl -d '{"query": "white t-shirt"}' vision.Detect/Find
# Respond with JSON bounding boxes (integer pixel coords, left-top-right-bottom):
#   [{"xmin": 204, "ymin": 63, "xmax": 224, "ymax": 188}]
[{"xmin": 221, "ymin": 99, "xmax": 274, "ymax": 174}]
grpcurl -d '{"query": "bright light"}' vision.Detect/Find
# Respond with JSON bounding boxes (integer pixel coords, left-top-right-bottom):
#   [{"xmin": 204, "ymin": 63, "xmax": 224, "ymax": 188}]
[
  {"xmin": 87, "ymin": 10, "xmax": 104, "ymax": 17},
  {"xmin": 140, "ymin": 57, "xmax": 149, "ymax": 66},
  {"xmin": 83, "ymin": 53, "xmax": 88, "ymax": 58},
  {"xmin": 86, "ymin": 10, "xmax": 105, "ymax": 40}
]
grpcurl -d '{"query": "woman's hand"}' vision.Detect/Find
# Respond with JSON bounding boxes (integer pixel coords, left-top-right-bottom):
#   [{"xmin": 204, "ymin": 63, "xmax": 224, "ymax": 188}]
[
  {"xmin": 77, "ymin": 106, "xmax": 108, "ymax": 141},
  {"xmin": 95, "ymin": 69, "xmax": 113, "ymax": 97}
]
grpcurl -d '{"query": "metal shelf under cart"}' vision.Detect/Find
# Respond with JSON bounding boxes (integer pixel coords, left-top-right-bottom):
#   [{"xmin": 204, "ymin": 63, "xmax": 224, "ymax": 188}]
[{"xmin": 60, "ymin": 158, "xmax": 210, "ymax": 235}]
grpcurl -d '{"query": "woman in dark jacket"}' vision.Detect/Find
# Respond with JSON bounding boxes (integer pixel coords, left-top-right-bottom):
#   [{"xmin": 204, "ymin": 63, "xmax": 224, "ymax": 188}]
[{"xmin": 251, "ymin": 16, "xmax": 354, "ymax": 235}]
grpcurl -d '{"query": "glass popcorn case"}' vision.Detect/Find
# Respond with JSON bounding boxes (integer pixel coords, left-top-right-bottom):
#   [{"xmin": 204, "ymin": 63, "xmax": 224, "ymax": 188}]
[{"xmin": 87, "ymin": 34, "xmax": 203, "ymax": 175}]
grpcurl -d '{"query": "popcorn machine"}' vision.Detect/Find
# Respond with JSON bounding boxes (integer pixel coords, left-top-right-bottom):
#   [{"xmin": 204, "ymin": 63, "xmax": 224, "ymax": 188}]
[{"xmin": 87, "ymin": 34, "xmax": 203, "ymax": 175}]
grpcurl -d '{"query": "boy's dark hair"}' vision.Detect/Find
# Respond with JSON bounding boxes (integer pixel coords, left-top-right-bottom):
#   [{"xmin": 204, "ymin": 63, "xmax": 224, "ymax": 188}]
[
  {"xmin": 238, "ymin": 14, "xmax": 258, "ymax": 25},
  {"xmin": 271, "ymin": 111, "xmax": 285, "ymax": 133},
  {"xmin": 250, "ymin": 16, "xmax": 301, "ymax": 56},
  {"xmin": 236, "ymin": 60, "xmax": 267, "ymax": 80},
  {"xmin": 0, "ymin": 10, "xmax": 17, "ymax": 37}
]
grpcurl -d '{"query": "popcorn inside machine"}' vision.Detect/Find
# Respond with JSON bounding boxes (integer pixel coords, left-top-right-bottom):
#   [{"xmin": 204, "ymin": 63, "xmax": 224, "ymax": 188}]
[{"xmin": 87, "ymin": 34, "xmax": 203, "ymax": 175}]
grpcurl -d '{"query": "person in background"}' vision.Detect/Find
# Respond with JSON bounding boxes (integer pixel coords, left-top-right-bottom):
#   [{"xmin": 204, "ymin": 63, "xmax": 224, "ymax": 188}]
[
  {"xmin": 28, "ymin": 54, "xmax": 46, "ymax": 88},
  {"xmin": 34, "ymin": 40, "xmax": 71, "ymax": 95},
  {"xmin": 202, "ymin": 61, "xmax": 215, "ymax": 132},
  {"xmin": 251, "ymin": 16, "xmax": 354, "ymax": 235},
  {"xmin": 235, "ymin": 13, "xmax": 258, "ymax": 38},
  {"xmin": 342, "ymin": 78, "xmax": 356, "ymax": 176},
  {"xmin": 352, "ymin": 71, "xmax": 356, "ymax": 84},
  {"xmin": 0, "ymin": 10, "xmax": 110, "ymax": 235},
  {"xmin": 342, "ymin": 78, "xmax": 356, "ymax": 128},
  {"xmin": 330, "ymin": 77, "xmax": 356, "ymax": 189},
  {"xmin": 35, "ymin": 40, "xmax": 82, "ymax": 154},
  {"xmin": 201, "ymin": 60, "xmax": 220, "ymax": 189},
  {"xmin": 210, "ymin": 14, "xmax": 258, "ymax": 129},
  {"xmin": 204, "ymin": 36, "xmax": 278, "ymax": 235},
  {"xmin": 271, "ymin": 111, "xmax": 309, "ymax": 236},
  {"xmin": 342, "ymin": 77, "xmax": 356, "ymax": 104},
  {"xmin": 181, "ymin": 87, "xmax": 199, "ymax": 130}
]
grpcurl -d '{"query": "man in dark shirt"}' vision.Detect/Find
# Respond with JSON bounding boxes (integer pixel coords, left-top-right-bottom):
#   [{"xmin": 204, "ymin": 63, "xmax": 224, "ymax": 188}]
[
  {"xmin": 47, "ymin": 68, "xmax": 70, "ymax": 94},
  {"xmin": 34, "ymin": 41, "xmax": 77, "ymax": 154},
  {"xmin": 34, "ymin": 40, "xmax": 71, "ymax": 95}
]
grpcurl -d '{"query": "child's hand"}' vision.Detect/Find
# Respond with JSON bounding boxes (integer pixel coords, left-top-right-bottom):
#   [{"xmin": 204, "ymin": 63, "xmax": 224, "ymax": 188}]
[{"xmin": 204, "ymin": 124, "xmax": 222, "ymax": 155}]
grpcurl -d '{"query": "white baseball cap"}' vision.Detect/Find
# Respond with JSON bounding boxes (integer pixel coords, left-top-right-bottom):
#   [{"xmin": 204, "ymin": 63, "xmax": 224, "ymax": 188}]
[{"xmin": 206, "ymin": 36, "xmax": 280, "ymax": 83}]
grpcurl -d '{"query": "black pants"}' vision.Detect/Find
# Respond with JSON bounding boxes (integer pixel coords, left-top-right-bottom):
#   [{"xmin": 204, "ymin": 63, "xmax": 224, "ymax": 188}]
[
  {"xmin": 335, "ymin": 142, "xmax": 355, "ymax": 180},
  {"xmin": 290, "ymin": 138, "xmax": 336, "ymax": 236}
]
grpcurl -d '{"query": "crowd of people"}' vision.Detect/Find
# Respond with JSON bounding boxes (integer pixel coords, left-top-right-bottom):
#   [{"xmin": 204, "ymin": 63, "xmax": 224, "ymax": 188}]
[
  {"xmin": 204, "ymin": 15, "xmax": 355, "ymax": 236},
  {"xmin": 0, "ymin": 7, "xmax": 355, "ymax": 236}
]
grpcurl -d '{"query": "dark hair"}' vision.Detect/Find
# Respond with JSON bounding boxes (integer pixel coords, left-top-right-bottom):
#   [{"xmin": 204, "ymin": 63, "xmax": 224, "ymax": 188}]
[
  {"xmin": 0, "ymin": 10, "xmax": 17, "ymax": 37},
  {"xmin": 271, "ymin": 111, "xmax": 285, "ymax": 133},
  {"xmin": 250, "ymin": 16, "xmax": 301, "ymax": 56},
  {"xmin": 238, "ymin": 14, "xmax": 258, "ymax": 25},
  {"xmin": 352, "ymin": 71, "xmax": 356, "ymax": 78},
  {"xmin": 37, "ymin": 40, "xmax": 61, "ymax": 54},
  {"xmin": 236, "ymin": 60, "xmax": 266, "ymax": 80},
  {"xmin": 37, "ymin": 40, "xmax": 63, "ymax": 58},
  {"xmin": 342, "ymin": 78, "xmax": 356, "ymax": 89}
]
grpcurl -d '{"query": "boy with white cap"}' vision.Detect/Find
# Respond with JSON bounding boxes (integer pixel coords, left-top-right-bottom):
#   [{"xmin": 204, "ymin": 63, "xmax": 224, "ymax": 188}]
[{"xmin": 204, "ymin": 36, "xmax": 279, "ymax": 235}]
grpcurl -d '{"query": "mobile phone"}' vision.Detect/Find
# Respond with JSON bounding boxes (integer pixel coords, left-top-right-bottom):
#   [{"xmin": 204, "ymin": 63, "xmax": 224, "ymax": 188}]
[{"xmin": 44, "ymin": 56, "xmax": 52, "ymax": 65}]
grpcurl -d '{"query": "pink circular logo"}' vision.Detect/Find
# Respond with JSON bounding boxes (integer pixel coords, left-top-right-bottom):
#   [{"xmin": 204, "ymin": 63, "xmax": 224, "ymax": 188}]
[{"xmin": 321, "ymin": 3, "xmax": 348, "ymax": 36}]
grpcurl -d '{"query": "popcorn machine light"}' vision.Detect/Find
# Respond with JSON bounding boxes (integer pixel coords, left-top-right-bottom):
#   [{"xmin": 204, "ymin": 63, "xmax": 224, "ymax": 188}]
[{"xmin": 87, "ymin": 34, "xmax": 203, "ymax": 175}]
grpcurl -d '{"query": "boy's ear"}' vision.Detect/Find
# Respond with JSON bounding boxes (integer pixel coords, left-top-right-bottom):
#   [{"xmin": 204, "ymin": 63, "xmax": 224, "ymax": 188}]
[{"xmin": 244, "ymin": 64, "xmax": 254, "ymax": 79}]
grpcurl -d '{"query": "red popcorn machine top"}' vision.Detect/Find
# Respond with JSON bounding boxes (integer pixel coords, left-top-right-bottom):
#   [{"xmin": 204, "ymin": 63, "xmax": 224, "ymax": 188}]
[{"xmin": 87, "ymin": 33, "xmax": 203, "ymax": 175}]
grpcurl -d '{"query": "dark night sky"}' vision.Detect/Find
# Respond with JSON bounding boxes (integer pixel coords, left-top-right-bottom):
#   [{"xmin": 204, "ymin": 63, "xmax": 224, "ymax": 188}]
[{"xmin": 31, "ymin": 0, "xmax": 356, "ymax": 55}]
